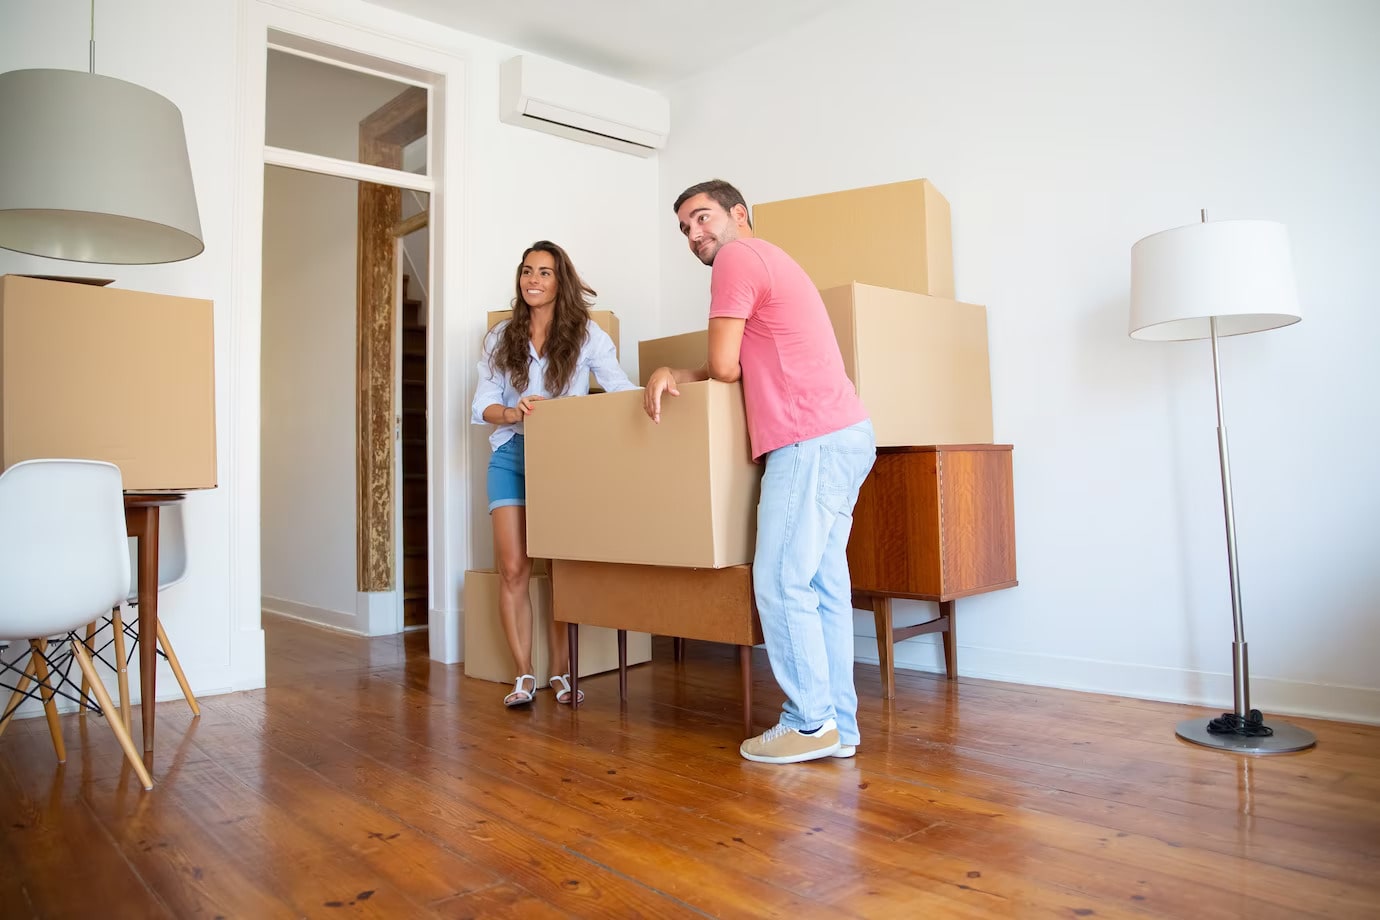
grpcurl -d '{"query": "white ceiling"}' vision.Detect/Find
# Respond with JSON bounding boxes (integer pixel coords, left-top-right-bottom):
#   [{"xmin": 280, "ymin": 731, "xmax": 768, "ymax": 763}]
[{"xmin": 364, "ymin": 0, "xmax": 841, "ymax": 87}]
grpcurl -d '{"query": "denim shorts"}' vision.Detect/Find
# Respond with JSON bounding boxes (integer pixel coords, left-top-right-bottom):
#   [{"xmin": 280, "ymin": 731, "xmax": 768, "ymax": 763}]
[{"xmin": 486, "ymin": 434, "xmax": 526, "ymax": 512}]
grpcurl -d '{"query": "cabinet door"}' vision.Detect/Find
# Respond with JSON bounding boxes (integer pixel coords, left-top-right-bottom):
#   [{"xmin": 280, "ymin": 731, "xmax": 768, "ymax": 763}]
[
  {"xmin": 847, "ymin": 450, "xmax": 943, "ymax": 597},
  {"xmin": 938, "ymin": 448, "xmax": 1018, "ymax": 596}
]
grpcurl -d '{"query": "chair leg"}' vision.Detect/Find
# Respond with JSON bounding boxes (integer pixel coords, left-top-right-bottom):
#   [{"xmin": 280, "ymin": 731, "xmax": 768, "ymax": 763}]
[
  {"xmin": 79, "ymin": 621, "xmax": 98, "ymax": 706},
  {"xmin": 69, "ymin": 638, "xmax": 152, "ymax": 790},
  {"xmin": 110, "ymin": 608, "xmax": 132, "ymax": 732},
  {"xmin": 156, "ymin": 622, "xmax": 199, "ymax": 717},
  {"xmin": 0, "ymin": 653, "xmax": 38, "ymax": 739},
  {"xmin": 29, "ymin": 639, "xmax": 66, "ymax": 764}
]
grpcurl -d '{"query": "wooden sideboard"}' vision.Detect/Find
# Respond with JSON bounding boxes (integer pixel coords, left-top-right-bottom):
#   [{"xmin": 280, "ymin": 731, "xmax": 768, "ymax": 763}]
[{"xmin": 848, "ymin": 444, "xmax": 1017, "ymax": 696}]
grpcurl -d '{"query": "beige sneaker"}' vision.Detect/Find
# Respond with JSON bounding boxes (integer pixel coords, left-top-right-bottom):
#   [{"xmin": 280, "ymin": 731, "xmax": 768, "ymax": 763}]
[
  {"xmin": 832, "ymin": 745, "xmax": 856, "ymax": 758},
  {"xmin": 740, "ymin": 718, "xmax": 840, "ymax": 763}
]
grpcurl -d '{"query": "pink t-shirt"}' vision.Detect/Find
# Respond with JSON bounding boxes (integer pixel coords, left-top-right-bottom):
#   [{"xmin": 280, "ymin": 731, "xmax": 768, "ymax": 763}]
[{"xmin": 708, "ymin": 238, "xmax": 868, "ymax": 460}]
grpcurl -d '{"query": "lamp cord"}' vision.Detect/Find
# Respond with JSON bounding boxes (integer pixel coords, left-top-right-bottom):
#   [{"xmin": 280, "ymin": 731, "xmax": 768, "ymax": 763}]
[
  {"xmin": 88, "ymin": 0, "xmax": 96, "ymax": 74},
  {"xmin": 1207, "ymin": 709, "xmax": 1275, "ymax": 737}
]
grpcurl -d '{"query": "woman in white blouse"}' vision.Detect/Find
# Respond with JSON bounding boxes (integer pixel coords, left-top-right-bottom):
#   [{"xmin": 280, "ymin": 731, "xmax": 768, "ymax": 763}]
[{"xmin": 472, "ymin": 240, "xmax": 636, "ymax": 707}]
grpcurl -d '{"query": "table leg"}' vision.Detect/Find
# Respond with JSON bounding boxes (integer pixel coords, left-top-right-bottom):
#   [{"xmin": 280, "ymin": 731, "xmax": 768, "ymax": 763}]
[
  {"xmin": 673, "ymin": 637, "xmax": 685, "ymax": 663},
  {"xmin": 739, "ymin": 645, "xmax": 752, "ymax": 739},
  {"xmin": 871, "ymin": 596, "xmax": 896, "ymax": 700},
  {"xmin": 617, "ymin": 629, "xmax": 627, "ymax": 703},
  {"xmin": 567, "ymin": 622, "xmax": 579, "ymax": 710},
  {"xmin": 134, "ymin": 506, "xmax": 160, "ymax": 753},
  {"xmin": 940, "ymin": 599, "xmax": 956, "ymax": 679}
]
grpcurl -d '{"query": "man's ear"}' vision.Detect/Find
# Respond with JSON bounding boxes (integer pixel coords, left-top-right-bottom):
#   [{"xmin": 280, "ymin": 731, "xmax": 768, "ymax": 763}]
[{"xmin": 731, "ymin": 203, "xmax": 751, "ymax": 227}]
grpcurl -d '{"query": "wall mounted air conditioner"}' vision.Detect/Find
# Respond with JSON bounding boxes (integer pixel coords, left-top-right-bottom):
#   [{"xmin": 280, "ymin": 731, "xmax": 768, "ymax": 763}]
[{"xmin": 499, "ymin": 55, "xmax": 670, "ymax": 158}]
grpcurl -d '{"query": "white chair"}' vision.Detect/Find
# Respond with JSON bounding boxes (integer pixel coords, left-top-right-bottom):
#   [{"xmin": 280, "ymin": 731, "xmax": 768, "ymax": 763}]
[
  {"xmin": 80, "ymin": 503, "xmax": 199, "ymax": 727},
  {"xmin": 0, "ymin": 459, "xmax": 153, "ymax": 789}
]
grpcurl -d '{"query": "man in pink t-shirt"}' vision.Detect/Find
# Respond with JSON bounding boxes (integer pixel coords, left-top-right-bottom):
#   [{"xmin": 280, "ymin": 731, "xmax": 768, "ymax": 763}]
[{"xmin": 645, "ymin": 179, "xmax": 877, "ymax": 765}]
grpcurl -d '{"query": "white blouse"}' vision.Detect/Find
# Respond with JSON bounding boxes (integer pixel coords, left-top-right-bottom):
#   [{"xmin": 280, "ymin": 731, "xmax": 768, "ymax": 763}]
[{"xmin": 471, "ymin": 318, "xmax": 637, "ymax": 451}]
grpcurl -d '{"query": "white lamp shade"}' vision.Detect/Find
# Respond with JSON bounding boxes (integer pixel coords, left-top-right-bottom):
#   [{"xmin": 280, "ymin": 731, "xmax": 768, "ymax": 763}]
[
  {"xmin": 0, "ymin": 68, "xmax": 203, "ymax": 264},
  {"xmin": 1129, "ymin": 220, "xmax": 1301, "ymax": 341}
]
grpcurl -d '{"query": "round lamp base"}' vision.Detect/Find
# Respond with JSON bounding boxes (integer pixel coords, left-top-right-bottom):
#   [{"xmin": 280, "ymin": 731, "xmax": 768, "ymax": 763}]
[{"xmin": 1175, "ymin": 717, "xmax": 1316, "ymax": 755}]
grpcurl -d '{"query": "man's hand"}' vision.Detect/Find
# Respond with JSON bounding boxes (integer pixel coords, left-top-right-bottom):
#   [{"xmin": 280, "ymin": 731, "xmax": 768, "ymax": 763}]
[{"xmin": 643, "ymin": 367, "xmax": 680, "ymax": 423}]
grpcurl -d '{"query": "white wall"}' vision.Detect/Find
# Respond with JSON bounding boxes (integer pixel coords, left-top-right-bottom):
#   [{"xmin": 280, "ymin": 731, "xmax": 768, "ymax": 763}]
[
  {"xmin": 2, "ymin": 0, "xmax": 662, "ymax": 710},
  {"xmin": 1, "ymin": 0, "xmax": 254, "ymax": 702},
  {"xmin": 658, "ymin": 0, "xmax": 1380, "ymax": 722},
  {"xmin": 260, "ymin": 52, "xmax": 412, "ymax": 634}
]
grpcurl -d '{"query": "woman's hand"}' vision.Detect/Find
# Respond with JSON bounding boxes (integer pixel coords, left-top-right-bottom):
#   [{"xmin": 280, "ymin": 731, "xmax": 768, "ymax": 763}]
[{"xmin": 514, "ymin": 394, "xmax": 545, "ymax": 420}]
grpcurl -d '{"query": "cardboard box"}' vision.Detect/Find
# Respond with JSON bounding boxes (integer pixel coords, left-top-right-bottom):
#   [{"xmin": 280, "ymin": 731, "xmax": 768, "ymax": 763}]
[
  {"xmin": 637, "ymin": 329, "xmax": 708, "ymax": 386},
  {"xmin": 525, "ymin": 382, "xmax": 760, "ymax": 568},
  {"xmin": 753, "ymin": 178, "xmax": 954, "ymax": 299},
  {"xmin": 822, "ymin": 282, "xmax": 993, "ymax": 447},
  {"xmin": 553, "ymin": 559, "xmax": 763, "ymax": 646},
  {"xmin": 0, "ymin": 275, "xmax": 216, "ymax": 491},
  {"xmin": 488, "ymin": 308, "xmax": 620, "ymax": 392},
  {"xmin": 463, "ymin": 569, "xmax": 650, "ymax": 686}
]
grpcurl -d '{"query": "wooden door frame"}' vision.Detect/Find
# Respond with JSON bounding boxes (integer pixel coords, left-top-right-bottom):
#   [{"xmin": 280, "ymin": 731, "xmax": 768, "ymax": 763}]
[{"xmin": 357, "ymin": 87, "xmax": 427, "ymax": 592}]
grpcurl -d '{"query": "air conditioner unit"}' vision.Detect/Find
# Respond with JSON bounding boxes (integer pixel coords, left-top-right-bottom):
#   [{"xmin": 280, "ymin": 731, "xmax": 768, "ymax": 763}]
[{"xmin": 499, "ymin": 55, "xmax": 670, "ymax": 158}]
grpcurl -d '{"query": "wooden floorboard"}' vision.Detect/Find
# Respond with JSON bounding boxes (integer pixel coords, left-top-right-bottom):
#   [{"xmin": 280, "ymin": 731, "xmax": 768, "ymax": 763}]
[{"xmin": 2, "ymin": 613, "xmax": 1377, "ymax": 918}]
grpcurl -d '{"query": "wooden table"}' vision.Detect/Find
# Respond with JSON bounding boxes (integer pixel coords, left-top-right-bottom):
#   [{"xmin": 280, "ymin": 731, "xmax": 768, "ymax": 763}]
[
  {"xmin": 553, "ymin": 560, "xmax": 762, "ymax": 739},
  {"xmin": 124, "ymin": 492, "xmax": 185, "ymax": 753},
  {"xmin": 847, "ymin": 444, "xmax": 1017, "ymax": 697}
]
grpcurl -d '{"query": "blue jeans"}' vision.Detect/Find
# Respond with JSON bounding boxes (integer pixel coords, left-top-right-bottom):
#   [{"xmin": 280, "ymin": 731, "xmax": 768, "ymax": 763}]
[{"xmin": 753, "ymin": 419, "xmax": 876, "ymax": 746}]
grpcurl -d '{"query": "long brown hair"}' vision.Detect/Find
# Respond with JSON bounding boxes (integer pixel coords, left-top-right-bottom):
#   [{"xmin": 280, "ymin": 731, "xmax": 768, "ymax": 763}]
[{"xmin": 490, "ymin": 240, "xmax": 595, "ymax": 396}]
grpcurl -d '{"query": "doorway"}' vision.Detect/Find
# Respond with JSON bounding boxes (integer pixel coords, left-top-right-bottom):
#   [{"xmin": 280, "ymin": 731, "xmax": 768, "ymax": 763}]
[{"xmin": 259, "ymin": 44, "xmax": 435, "ymax": 637}]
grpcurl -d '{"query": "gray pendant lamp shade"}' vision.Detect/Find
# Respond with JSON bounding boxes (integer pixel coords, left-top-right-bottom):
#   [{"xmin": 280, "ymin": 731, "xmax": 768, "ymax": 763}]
[{"xmin": 0, "ymin": 68, "xmax": 204, "ymax": 264}]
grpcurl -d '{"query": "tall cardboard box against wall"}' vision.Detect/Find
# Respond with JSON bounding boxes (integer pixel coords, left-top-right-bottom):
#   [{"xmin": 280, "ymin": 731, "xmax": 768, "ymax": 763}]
[
  {"xmin": 637, "ymin": 329, "xmax": 709, "ymax": 386},
  {"xmin": 753, "ymin": 178, "xmax": 955, "ymax": 299},
  {"xmin": 462, "ymin": 569, "xmax": 650, "ymax": 685},
  {"xmin": 524, "ymin": 382, "xmax": 761, "ymax": 568},
  {"xmin": 0, "ymin": 275, "xmax": 217, "ymax": 490},
  {"xmin": 821, "ymin": 283, "xmax": 993, "ymax": 447}
]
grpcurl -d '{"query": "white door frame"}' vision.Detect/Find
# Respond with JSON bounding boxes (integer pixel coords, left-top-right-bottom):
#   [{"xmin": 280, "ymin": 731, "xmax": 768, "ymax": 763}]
[{"xmin": 232, "ymin": 0, "xmax": 471, "ymax": 662}]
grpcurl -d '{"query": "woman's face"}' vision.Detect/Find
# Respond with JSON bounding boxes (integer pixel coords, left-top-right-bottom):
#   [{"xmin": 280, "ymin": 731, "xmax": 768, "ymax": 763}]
[{"xmin": 519, "ymin": 250, "xmax": 558, "ymax": 311}]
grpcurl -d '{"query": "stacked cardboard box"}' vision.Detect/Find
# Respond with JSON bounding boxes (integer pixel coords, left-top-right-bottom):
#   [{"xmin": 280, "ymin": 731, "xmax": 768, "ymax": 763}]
[
  {"xmin": 0, "ymin": 275, "xmax": 217, "ymax": 491},
  {"xmin": 463, "ymin": 568, "xmax": 650, "ymax": 685}
]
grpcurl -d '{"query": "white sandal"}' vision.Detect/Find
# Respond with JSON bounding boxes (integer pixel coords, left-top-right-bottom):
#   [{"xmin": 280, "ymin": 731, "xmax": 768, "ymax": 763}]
[
  {"xmin": 549, "ymin": 674, "xmax": 584, "ymax": 705},
  {"xmin": 504, "ymin": 674, "xmax": 536, "ymax": 707}
]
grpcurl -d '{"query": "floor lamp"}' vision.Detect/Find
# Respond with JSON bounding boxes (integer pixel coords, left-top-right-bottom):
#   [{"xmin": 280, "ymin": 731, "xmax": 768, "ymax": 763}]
[{"xmin": 1129, "ymin": 213, "xmax": 1316, "ymax": 755}]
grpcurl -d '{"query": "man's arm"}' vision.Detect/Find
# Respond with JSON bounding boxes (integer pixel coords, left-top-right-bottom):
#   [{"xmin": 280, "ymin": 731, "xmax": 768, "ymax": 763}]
[{"xmin": 706, "ymin": 316, "xmax": 745, "ymax": 383}]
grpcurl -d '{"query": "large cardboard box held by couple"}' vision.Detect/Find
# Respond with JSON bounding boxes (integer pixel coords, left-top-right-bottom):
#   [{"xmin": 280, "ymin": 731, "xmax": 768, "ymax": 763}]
[
  {"xmin": 463, "ymin": 569, "xmax": 650, "ymax": 686},
  {"xmin": 524, "ymin": 381, "xmax": 761, "ymax": 569},
  {"xmin": 754, "ymin": 178, "xmax": 955, "ymax": 300},
  {"xmin": 0, "ymin": 274, "xmax": 217, "ymax": 491}
]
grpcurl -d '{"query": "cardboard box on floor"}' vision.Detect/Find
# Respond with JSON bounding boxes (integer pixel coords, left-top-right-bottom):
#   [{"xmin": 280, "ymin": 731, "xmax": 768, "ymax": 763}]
[
  {"xmin": 524, "ymin": 382, "xmax": 761, "ymax": 568},
  {"xmin": 822, "ymin": 283, "xmax": 993, "ymax": 447},
  {"xmin": 753, "ymin": 178, "xmax": 955, "ymax": 299},
  {"xmin": 487, "ymin": 308, "xmax": 620, "ymax": 392},
  {"xmin": 462, "ymin": 569, "xmax": 649, "ymax": 686},
  {"xmin": 637, "ymin": 329, "xmax": 708, "ymax": 386},
  {"xmin": 0, "ymin": 274, "xmax": 217, "ymax": 491}
]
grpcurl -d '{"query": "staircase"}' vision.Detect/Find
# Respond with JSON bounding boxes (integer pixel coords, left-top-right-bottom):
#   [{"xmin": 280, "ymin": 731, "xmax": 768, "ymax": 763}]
[{"xmin": 401, "ymin": 280, "xmax": 428, "ymax": 628}]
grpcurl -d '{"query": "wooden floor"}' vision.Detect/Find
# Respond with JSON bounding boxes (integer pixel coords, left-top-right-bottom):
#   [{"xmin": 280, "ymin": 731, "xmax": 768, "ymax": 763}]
[{"xmin": 3, "ymin": 615, "xmax": 1378, "ymax": 919}]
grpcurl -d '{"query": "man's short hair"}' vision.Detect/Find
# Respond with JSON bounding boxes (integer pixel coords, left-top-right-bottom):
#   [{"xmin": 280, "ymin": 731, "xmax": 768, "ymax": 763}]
[{"xmin": 673, "ymin": 179, "xmax": 752, "ymax": 229}]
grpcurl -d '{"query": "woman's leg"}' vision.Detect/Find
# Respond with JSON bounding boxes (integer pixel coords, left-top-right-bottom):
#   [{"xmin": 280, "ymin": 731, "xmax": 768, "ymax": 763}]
[{"xmin": 493, "ymin": 506, "xmax": 534, "ymax": 690}]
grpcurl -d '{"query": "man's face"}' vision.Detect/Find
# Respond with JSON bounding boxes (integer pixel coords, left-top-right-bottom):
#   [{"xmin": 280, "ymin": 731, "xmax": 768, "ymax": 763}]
[{"xmin": 676, "ymin": 193, "xmax": 742, "ymax": 265}]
